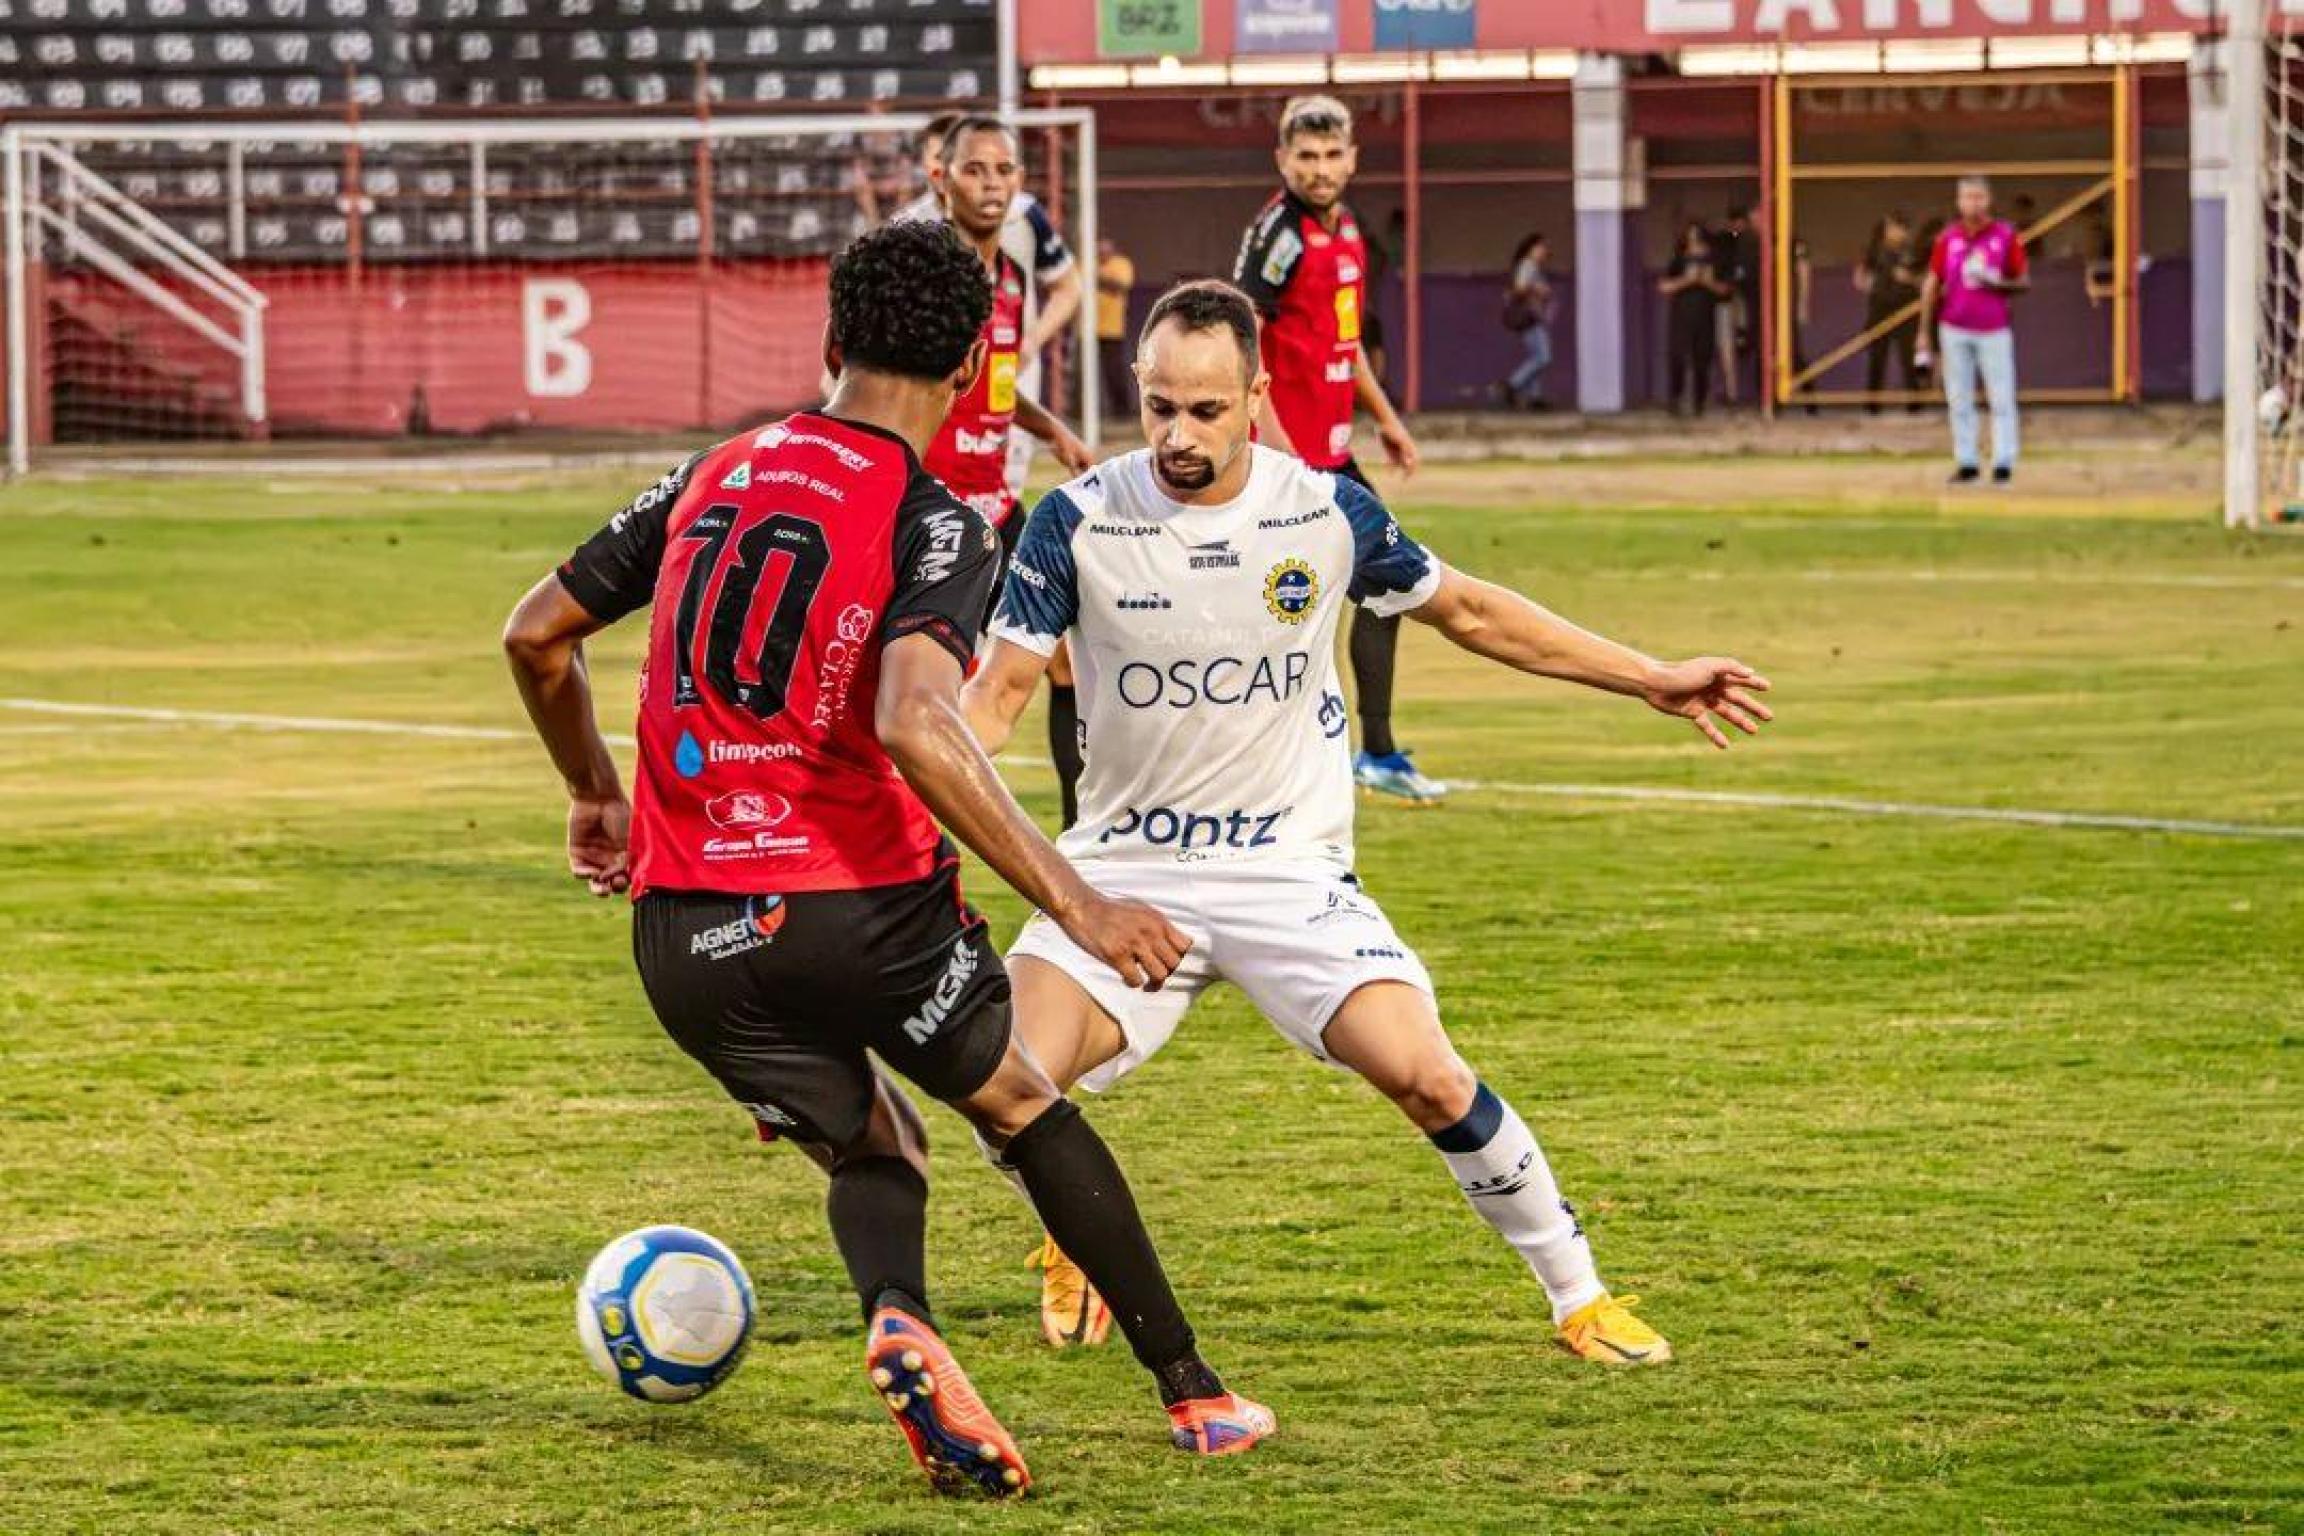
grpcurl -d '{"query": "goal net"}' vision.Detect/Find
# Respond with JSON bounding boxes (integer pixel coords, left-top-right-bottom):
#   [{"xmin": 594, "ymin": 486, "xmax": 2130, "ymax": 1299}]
[
  {"xmin": 2234, "ymin": 0, "xmax": 2304, "ymax": 527},
  {"xmin": 4, "ymin": 110, "xmax": 1099, "ymax": 472}
]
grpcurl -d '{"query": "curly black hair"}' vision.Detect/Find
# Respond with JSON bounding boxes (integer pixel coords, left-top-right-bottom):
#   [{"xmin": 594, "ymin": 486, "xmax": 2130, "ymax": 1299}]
[
  {"xmin": 827, "ymin": 220, "xmax": 992, "ymax": 383},
  {"xmin": 1139, "ymin": 279, "xmax": 1260, "ymax": 381}
]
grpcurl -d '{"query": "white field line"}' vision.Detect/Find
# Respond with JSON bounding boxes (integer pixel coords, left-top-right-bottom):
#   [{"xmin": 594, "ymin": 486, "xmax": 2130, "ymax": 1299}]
[{"xmin": 4, "ymin": 695, "xmax": 2299, "ymax": 843}]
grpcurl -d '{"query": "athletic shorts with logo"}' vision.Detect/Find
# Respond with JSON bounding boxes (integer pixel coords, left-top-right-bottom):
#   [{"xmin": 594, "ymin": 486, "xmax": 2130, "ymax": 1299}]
[
  {"xmin": 1007, "ymin": 858, "xmax": 1434, "ymax": 1094},
  {"xmin": 632, "ymin": 856, "xmax": 1011, "ymax": 1147}
]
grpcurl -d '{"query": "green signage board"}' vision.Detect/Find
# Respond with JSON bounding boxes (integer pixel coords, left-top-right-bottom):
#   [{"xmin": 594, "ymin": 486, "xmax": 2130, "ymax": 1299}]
[{"xmin": 1098, "ymin": 0, "xmax": 1203, "ymax": 58}]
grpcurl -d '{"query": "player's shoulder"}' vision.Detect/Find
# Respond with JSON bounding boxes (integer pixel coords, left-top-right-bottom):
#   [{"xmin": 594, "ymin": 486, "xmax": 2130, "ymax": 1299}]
[
  {"xmin": 1246, "ymin": 190, "xmax": 1295, "ymax": 241},
  {"xmin": 1039, "ymin": 451, "xmax": 1142, "ymax": 529}
]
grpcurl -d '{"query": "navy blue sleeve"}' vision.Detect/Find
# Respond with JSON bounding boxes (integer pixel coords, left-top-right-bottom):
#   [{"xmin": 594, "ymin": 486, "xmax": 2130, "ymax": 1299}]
[
  {"xmin": 989, "ymin": 489, "xmax": 1083, "ymax": 653},
  {"xmin": 1337, "ymin": 476, "xmax": 1441, "ymax": 616},
  {"xmin": 1024, "ymin": 200, "xmax": 1074, "ymax": 279}
]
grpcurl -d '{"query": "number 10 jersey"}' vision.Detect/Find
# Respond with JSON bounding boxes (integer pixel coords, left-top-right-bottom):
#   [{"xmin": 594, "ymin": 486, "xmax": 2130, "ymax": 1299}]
[{"xmin": 557, "ymin": 411, "xmax": 1002, "ymax": 898}]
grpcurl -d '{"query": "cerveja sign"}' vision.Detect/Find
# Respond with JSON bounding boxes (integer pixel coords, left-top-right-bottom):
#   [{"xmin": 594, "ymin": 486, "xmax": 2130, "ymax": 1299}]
[
  {"xmin": 1372, "ymin": 0, "xmax": 1477, "ymax": 49},
  {"xmin": 1098, "ymin": 0, "xmax": 1203, "ymax": 57}
]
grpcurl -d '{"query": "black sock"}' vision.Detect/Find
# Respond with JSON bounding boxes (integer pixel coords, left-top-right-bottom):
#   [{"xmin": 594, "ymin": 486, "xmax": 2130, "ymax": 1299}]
[
  {"xmin": 1046, "ymin": 684, "xmax": 1083, "ymax": 830},
  {"xmin": 1003, "ymin": 1100, "xmax": 1219, "ymax": 1402},
  {"xmin": 1349, "ymin": 607, "xmax": 1401, "ymax": 758},
  {"xmin": 825, "ymin": 1155, "xmax": 931, "ymax": 1326}
]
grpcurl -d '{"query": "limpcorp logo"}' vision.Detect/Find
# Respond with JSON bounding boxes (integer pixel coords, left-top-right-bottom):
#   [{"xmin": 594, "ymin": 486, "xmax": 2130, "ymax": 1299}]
[{"xmin": 1264, "ymin": 557, "xmax": 1319, "ymax": 624}]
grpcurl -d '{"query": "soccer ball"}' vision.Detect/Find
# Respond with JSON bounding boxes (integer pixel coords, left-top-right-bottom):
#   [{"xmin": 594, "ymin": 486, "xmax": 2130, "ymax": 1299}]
[{"xmin": 575, "ymin": 1225, "xmax": 756, "ymax": 1403}]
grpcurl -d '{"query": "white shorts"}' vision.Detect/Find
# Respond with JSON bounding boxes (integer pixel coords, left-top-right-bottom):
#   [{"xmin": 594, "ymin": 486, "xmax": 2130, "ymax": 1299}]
[{"xmin": 1006, "ymin": 859, "xmax": 1435, "ymax": 1094}]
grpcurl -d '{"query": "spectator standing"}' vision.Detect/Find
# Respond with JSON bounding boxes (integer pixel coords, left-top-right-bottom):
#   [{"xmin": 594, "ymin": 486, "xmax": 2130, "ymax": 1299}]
[
  {"xmin": 1916, "ymin": 175, "xmax": 2031, "ymax": 485},
  {"xmin": 1501, "ymin": 232, "xmax": 1554, "ymax": 410},
  {"xmin": 1095, "ymin": 235, "xmax": 1136, "ymax": 421},
  {"xmin": 1660, "ymin": 222, "xmax": 1731, "ymax": 417},
  {"xmin": 1707, "ymin": 205, "xmax": 1758, "ymax": 404},
  {"xmin": 1857, "ymin": 212, "xmax": 1924, "ymax": 410}
]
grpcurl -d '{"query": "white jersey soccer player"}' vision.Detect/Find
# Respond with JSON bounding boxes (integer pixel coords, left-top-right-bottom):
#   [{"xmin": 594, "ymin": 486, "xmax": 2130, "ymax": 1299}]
[{"xmin": 963, "ymin": 279, "xmax": 1775, "ymax": 1365}]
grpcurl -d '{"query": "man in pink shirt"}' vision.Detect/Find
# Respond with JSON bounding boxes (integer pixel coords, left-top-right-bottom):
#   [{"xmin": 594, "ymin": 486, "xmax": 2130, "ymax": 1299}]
[{"xmin": 1917, "ymin": 176, "xmax": 2031, "ymax": 485}]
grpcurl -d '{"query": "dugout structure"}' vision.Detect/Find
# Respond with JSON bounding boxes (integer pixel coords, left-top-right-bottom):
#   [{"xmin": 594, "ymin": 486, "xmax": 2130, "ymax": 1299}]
[
  {"xmin": 2, "ymin": 109, "xmax": 1102, "ymax": 474},
  {"xmin": 1763, "ymin": 67, "xmax": 2147, "ymax": 412}
]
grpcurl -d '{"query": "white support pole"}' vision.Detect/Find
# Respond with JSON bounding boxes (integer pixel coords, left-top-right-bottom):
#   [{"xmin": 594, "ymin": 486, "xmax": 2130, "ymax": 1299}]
[
  {"xmin": 1077, "ymin": 110, "xmax": 1100, "ymax": 453},
  {"xmin": 997, "ymin": 0, "xmax": 1021, "ymax": 115},
  {"xmin": 2228, "ymin": 0, "xmax": 2268, "ymax": 529},
  {"xmin": 241, "ymin": 305, "xmax": 267, "ymax": 428},
  {"xmin": 471, "ymin": 140, "xmax": 489, "ymax": 257},
  {"xmin": 227, "ymin": 142, "xmax": 247, "ymax": 259},
  {"xmin": 5, "ymin": 129, "xmax": 29, "ymax": 480}
]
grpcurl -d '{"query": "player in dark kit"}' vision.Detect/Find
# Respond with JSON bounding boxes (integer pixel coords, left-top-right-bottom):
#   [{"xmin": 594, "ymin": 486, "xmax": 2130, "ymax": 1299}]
[
  {"xmin": 1233, "ymin": 94, "xmax": 1440, "ymax": 805},
  {"xmin": 501, "ymin": 221, "xmax": 1274, "ymax": 1496}
]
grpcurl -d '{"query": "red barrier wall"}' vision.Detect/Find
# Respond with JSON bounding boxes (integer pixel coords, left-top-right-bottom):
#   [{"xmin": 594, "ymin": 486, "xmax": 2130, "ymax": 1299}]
[{"xmin": 53, "ymin": 260, "xmax": 834, "ymax": 439}]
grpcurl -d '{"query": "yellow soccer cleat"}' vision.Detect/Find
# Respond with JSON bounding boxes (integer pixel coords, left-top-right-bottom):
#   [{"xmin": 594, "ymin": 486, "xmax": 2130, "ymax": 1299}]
[
  {"xmin": 1556, "ymin": 1293, "xmax": 1673, "ymax": 1366},
  {"xmin": 1029, "ymin": 1235, "xmax": 1112, "ymax": 1349}
]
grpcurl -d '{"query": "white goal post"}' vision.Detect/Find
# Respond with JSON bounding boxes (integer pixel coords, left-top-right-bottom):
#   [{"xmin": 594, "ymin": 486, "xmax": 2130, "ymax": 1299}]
[{"xmin": 3, "ymin": 107, "xmax": 1100, "ymax": 477}]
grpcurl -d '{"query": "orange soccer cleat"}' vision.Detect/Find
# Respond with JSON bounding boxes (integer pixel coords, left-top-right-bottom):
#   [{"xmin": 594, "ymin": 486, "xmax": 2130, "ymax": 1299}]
[
  {"xmin": 1029, "ymin": 1235, "xmax": 1113, "ymax": 1349},
  {"xmin": 1165, "ymin": 1391, "xmax": 1278, "ymax": 1457},
  {"xmin": 865, "ymin": 1307, "xmax": 1032, "ymax": 1498}
]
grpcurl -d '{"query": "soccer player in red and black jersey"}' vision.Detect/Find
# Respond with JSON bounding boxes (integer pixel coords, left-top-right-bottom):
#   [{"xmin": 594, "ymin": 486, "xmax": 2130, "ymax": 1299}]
[
  {"xmin": 502, "ymin": 222, "xmax": 1272, "ymax": 1495},
  {"xmin": 1233, "ymin": 94, "xmax": 1441, "ymax": 805},
  {"xmin": 928, "ymin": 115, "xmax": 1096, "ymax": 830}
]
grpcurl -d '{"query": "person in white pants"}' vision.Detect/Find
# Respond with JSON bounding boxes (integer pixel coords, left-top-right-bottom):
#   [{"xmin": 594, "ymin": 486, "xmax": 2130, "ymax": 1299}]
[{"xmin": 1916, "ymin": 176, "xmax": 2031, "ymax": 485}]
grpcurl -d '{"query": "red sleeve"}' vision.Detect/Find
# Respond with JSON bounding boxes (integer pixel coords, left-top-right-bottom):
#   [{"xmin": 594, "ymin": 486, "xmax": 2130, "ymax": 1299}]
[
  {"xmin": 1929, "ymin": 231, "xmax": 1949, "ymax": 280},
  {"xmin": 2003, "ymin": 228, "xmax": 2028, "ymax": 278}
]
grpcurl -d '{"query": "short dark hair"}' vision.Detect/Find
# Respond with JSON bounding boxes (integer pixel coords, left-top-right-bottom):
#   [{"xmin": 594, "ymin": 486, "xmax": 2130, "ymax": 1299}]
[
  {"xmin": 828, "ymin": 221, "xmax": 992, "ymax": 382},
  {"xmin": 918, "ymin": 111, "xmax": 964, "ymax": 157},
  {"xmin": 1139, "ymin": 279, "xmax": 1259, "ymax": 380},
  {"xmin": 939, "ymin": 115, "xmax": 1018, "ymax": 171}
]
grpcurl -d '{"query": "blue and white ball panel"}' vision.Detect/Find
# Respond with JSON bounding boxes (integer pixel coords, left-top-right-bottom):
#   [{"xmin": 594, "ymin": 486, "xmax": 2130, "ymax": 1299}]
[{"xmin": 575, "ymin": 1225, "xmax": 755, "ymax": 1404}]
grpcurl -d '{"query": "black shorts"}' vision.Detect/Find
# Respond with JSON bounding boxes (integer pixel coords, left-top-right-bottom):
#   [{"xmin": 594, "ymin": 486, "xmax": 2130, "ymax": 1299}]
[
  {"xmin": 631, "ymin": 856, "xmax": 1013, "ymax": 1149},
  {"xmin": 1334, "ymin": 456, "xmax": 1374, "ymax": 494}
]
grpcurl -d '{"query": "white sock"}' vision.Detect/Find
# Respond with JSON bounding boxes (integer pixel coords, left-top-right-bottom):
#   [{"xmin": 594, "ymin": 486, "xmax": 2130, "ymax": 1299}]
[{"xmin": 1428, "ymin": 1082, "xmax": 1605, "ymax": 1325}]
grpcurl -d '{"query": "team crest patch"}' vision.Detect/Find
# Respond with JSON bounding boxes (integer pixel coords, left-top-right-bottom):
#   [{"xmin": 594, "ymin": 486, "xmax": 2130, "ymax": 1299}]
[{"xmin": 1263, "ymin": 557, "xmax": 1320, "ymax": 625}]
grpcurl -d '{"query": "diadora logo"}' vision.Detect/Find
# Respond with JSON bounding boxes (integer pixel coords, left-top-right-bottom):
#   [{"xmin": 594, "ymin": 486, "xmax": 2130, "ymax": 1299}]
[
  {"xmin": 719, "ymin": 462, "xmax": 751, "ymax": 490},
  {"xmin": 902, "ymin": 938, "xmax": 979, "ymax": 1045},
  {"xmin": 1189, "ymin": 544, "xmax": 1241, "ymax": 570},
  {"xmin": 1264, "ymin": 558, "xmax": 1320, "ymax": 624},
  {"xmin": 705, "ymin": 790, "xmax": 791, "ymax": 830},
  {"xmin": 1354, "ymin": 945, "xmax": 1406, "ymax": 961},
  {"xmin": 1088, "ymin": 521, "xmax": 1160, "ymax": 538},
  {"xmin": 1116, "ymin": 592, "xmax": 1173, "ymax": 611},
  {"xmin": 1099, "ymin": 804, "xmax": 1289, "ymax": 853}
]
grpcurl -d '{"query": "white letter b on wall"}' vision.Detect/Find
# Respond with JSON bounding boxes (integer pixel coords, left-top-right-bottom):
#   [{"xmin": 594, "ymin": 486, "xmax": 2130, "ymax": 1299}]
[{"xmin": 523, "ymin": 278, "xmax": 592, "ymax": 398}]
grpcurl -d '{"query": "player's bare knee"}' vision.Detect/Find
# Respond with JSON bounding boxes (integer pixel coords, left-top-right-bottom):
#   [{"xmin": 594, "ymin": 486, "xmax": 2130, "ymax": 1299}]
[
  {"xmin": 1387, "ymin": 1052, "xmax": 1479, "ymax": 1133},
  {"xmin": 951, "ymin": 1046, "xmax": 1063, "ymax": 1147}
]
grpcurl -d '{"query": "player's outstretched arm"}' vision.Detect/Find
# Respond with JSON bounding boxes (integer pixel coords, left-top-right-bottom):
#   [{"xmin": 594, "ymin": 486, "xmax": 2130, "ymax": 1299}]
[
  {"xmin": 959, "ymin": 637, "xmax": 1055, "ymax": 758},
  {"xmin": 1408, "ymin": 569, "xmax": 1774, "ymax": 750},
  {"xmin": 878, "ymin": 635, "xmax": 1187, "ymax": 989},
  {"xmin": 1012, "ymin": 394, "xmax": 1094, "ymax": 475},
  {"xmin": 502, "ymin": 574, "xmax": 631, "ymax": 895}
]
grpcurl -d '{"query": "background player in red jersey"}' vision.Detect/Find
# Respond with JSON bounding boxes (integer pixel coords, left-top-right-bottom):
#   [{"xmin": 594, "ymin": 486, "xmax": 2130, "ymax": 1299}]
[
  {"xmin": 1233, "ymin": 94, "xmax": 1440, "ymax": 806},
  {"xmin": 500, "ymin": 222, "xmax": 1272, "ymax": 1495},
  {"xmin": 929, "ymin": 115, "xmax": 1096, "ymax": 830}
]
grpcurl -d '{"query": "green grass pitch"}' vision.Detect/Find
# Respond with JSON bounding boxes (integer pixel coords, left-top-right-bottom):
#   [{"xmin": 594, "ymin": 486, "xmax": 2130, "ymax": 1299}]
[{"xmin": 2, "ymin": 451, "xmax": 2298, "ymax": 1534}]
